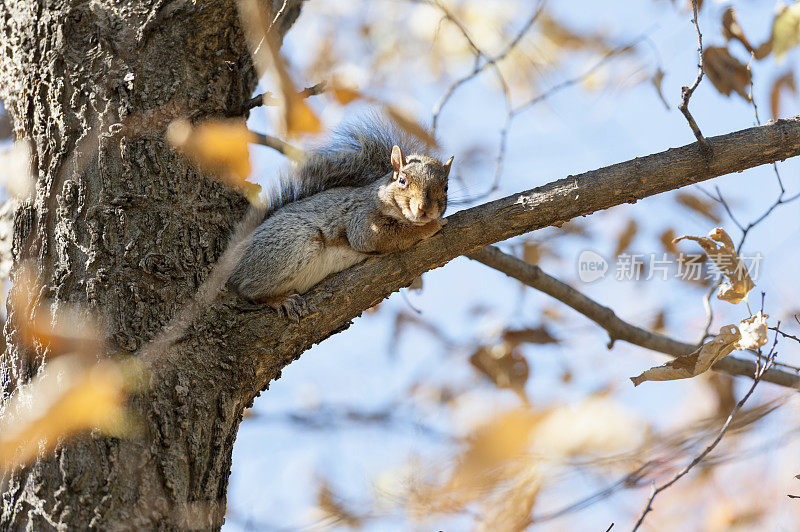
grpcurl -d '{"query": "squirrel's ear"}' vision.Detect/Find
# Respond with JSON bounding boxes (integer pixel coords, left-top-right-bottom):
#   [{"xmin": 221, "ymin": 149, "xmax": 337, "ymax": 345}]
[
  {"xmin": 443, "ymin": 155, "xmax": 454, "ymax": 176},
  {"xmin": 391, "ymin": 145, "xmax": 406, "ymax": 172}
]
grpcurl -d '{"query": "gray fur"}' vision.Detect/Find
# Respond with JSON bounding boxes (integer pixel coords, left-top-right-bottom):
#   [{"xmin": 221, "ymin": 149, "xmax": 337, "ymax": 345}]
[{"xmin": 227, "ymin": 122, "xmax": 451, "ymax": 308}]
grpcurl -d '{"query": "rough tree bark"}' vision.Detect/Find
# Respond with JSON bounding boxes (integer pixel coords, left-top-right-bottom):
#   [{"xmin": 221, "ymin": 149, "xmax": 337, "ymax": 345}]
[
  {"xmin": 0, "ymin": 0, "xmax": 303, "ymax": 529},
  {"xmin": 2, "ymin": 1, "xmax": 800, "ymax": 530}
]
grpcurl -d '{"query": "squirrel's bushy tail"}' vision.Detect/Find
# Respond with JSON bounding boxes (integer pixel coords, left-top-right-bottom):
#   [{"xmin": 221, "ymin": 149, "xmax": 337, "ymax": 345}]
[{"xmin": 265, "ymin": 116, "xmax": 430, "ymax": 214}]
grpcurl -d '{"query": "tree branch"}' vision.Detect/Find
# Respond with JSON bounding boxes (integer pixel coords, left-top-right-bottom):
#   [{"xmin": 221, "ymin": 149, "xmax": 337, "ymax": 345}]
[
  {"xmin": 468, "ymin": 245, "xmax": 800, "ymax": 389},
  {"xmin": 145, "ymin": 116, "xmax": 800, "ymax": 404}
]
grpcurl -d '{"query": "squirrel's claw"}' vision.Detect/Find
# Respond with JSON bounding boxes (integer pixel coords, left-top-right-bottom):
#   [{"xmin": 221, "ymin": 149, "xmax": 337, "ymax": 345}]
[{"xmin": 278, "ymin": 293, "xmax": 312, "ymax": 323}]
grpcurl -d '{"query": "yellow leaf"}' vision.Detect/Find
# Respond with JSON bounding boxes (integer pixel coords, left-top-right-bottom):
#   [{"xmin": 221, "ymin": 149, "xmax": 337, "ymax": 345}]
[
  {"xmin": 286, "ymin": 97, "xmax": 322, "ymax": 135},
  {"xmin": 772, "ymin": 3, "xmax": 800, "ymax": 61},
  {"xmin": 332, "ymin": 86, "xmax": 362, "ymax": 106},
  {"xmin": 0, "ymin": 355, "xmax": 144, "ymax": 471},
  {"xmin": 631, "ymin": 325, "xmax": 742, "ymax": 385},
  {"xmin": 167, "ymin": 118, "xmax": 255, "ymax": 189},
  {"xmin": 673, "ymin": 228, "xmax": 755, "ymax": 304}
]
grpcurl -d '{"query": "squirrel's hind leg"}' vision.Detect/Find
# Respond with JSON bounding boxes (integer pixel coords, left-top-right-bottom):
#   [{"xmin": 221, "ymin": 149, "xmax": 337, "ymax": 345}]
[{"xmin": 255, "ymin": 293, "xmax": 314, "ymax": 323}]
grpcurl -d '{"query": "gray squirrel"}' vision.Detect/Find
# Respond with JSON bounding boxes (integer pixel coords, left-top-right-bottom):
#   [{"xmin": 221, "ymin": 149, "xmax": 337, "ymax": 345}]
[{"xmin": 227, "ymin": 121, "xmax": 454, "ymax": 320}]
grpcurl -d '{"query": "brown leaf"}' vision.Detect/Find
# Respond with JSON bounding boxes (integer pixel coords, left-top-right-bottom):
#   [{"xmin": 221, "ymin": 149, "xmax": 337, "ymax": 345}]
[
  {"xmin": 675, "ymin": 192, "xmax": 721, "ymax": 223},
  {"xmin": 651, "ymin": 310, "xmax": 666, "ymax": 333},
  {"xmin": 522, "ymin": 241, "xmax": 540, "ymax": 265},
  {"xmin": 631, "ymin": 324, "xmax": 741, "ymax": 385},
  {"xmin": 502, "ymin": 326, "xmax": 558, "ymax": 346},
  {"xmin": 722, "ymin": 8, "xmax": 756, "ymax": 55},
  {"xmin": 614, "ymin": 219, "xmax": 638, "ymax": 257},
  {"xmin": 651, "ymin": 68, "xmax": 669, "ymax": 109},
  {"xmin": 383, "ymin": 105, "xmax": 438, "ymax": 149},
  {"xmin": 703, "ymin": 46, "xmax": 751, "ymax": 100},
  {"xmin": 673, "ymin": 228, "xmax": 755, "ymax": 304},
  {"xmin": 660, "ymin": 229, "xmax": 679, "ymax": 256},
  {"xmin": 469, "ymin": 344, "xmax": 529, "ymax": 396},
  {"xmin": 770, "ymin": 71, "xmax": 797, "ymax": 119},
  {"xmin": 316, "ymin": 481, "xmax": 363, "ymax": 529}
]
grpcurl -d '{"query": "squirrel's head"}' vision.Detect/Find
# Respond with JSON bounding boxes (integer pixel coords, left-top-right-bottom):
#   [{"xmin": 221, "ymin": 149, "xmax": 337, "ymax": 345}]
[{"xmin": 389, "ymin": 145, "xmax": 453, "ymax": 226}]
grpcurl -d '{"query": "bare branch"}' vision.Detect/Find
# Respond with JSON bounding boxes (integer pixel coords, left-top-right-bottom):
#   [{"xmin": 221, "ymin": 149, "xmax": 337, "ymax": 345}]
[
  {"xmin": 144, "ymin": 116, "xmax": 800, "ymax": 407},
  {"xmin": 250, "ymin": 131, "xmax": 303, "ymax": 158},
  {"xmin": 678, "ymin": 0, "xmax": 709, "ymax": 150},
  {"xmin": 239, "ymin": 81, "xmax": 326, "ymax": 115},
  {"xmin": 468, "ymin": 245, "xmax": 800, "ymax": 389},
  {"xmin": 631, "ymin": 332, "xmax": 779, "ymax": 530}
]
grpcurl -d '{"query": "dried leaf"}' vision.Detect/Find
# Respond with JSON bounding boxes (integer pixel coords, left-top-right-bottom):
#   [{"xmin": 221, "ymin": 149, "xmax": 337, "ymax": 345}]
[
  {"xmin": 316, "ymin": 481, "xmax": 363, "ymax": 529},
  {"xmin": 660, "ymin": 229, "xmax": 679, "ymax": 256},
  {"xmin": 675, "ymin": 192, "xmax": 721, "ymax": 223},
  {"xmin": 631, "ymin": 324, "xmax": 741, "ymax": 385},
  {"xmin": 770, "ymin": 71, "xmax": 797, "ymax": 119},
  {"xmin": 651, "ymin": 68, "xmax": 669, "ymax": 109},
  {"xmin": 167, "ymin": 118, "xmax": 255, "ymax": 189},
  {"xmin": 722, "ymin": 8, "xmax": 756, "ymax": 55},
  {"xmin": 502, "ymin": 326, "xmax": 558, "ymax": 346},
  {"xmin": 651, "ymin": 310, "xmax": 666, "ymax": 333},
  {"xmin": 703, "ymin": 46, "xmax": 751, "ymax": 100},
  {"xmin": 383, "ymin": 105, "xmax": 438, "ymax": 149},
  {"xmin": 469, "ymin": 343, "xmax": 529, "ymax": 396},
  {"xmin": 772, "ymin": 3, "xmax": 800, "ymax": 61},
  {"xmin": 673, "ymin": 228, "xmax": 755, "ymax": 304},
  {"xmin": 737, "ymin": 312, "xmax": 768, "ymax": 350},
  {"xmin": 614, "ymin": 219, "xmax": 638, "ymax": 256},
  {"xmin": 522, "ymin": 241, "xmax": 540, "ymax": 265}
]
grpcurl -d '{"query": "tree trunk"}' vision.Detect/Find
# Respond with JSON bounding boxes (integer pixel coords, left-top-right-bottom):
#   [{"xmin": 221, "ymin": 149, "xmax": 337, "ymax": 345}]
[
  {"xmin": 3, "ymin": 0, "xmax": 800, "ymax": 529},
  {"xmin": 0, "ymin": 1, "xmax": 302, "ymax": 528}
]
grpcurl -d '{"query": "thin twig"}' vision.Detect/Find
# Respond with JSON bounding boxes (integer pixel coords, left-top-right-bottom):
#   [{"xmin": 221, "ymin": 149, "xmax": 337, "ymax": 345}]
[
  {"xmin": 468, "ymin": 245, "xmax": 800, "ymax": 389},
  {"xmin": 239, "ymin": 81, "xmax": 326, "ymax": 115},
  {"xmin": 250, "ymin": 131, "xmax": 303, "ymax": 158},
  {"xmin": 430, "ymin": 1, "xmax": 545, "ymax": 133},
  {"xmin": 678, "ymin": 0, "xmax": 710, "ymax": 152},
  {"xmin": 631, "ymin": 330, "xmax": 779, "ymax": 530}
]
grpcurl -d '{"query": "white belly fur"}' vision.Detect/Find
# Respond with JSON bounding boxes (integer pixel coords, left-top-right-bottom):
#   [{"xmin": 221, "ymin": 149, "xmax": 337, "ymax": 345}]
[{"xmin": 292, "ymin": 246, "xmax": 367, "ymax": 293}]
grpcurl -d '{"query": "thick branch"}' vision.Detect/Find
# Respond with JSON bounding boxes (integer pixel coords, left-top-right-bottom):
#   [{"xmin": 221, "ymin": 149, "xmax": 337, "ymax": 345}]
[
  {"xmin": 468, "ymin": 245, "xmax": 800, "ymax": 389},
  {"xmin": 150, "ymin": 116, "xmax": 800, "ymax": 403}
]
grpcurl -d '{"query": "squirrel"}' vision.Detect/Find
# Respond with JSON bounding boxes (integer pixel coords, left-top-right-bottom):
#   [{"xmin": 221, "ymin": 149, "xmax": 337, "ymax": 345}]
[{"xmin": 227, "ymin": 121, "xmax": 454, "ymax": 320}]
